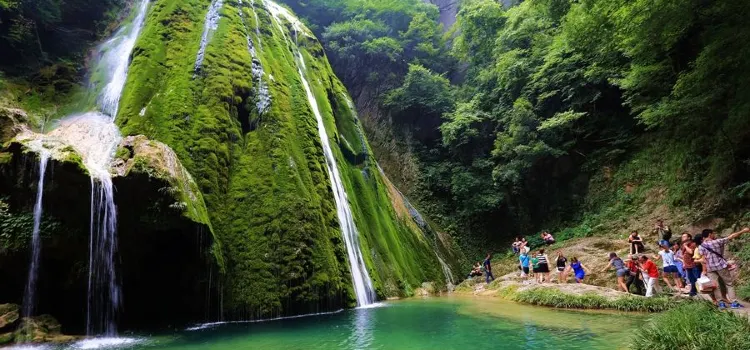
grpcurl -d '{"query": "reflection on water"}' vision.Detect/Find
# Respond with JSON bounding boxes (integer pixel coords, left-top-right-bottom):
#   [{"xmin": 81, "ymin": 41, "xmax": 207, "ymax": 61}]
[
  {"xmin": 20, "ymin": 297, "xmax": 642, "ymax": 350},
  {"xmin": 349, "ymin": 305, "xmax": 375, "ymax": 349}
]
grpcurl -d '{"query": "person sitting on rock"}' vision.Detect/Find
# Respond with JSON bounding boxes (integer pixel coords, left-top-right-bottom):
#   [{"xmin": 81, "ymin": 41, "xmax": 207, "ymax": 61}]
[
  {"xmin": 629, "ymin": 230, "xmax": 645, "ymax": 255},
  {"xmin": 541, "ymin": 231, "xmax": 555, "ymax": 245},
  {"xmin": 467, "ymin": 262, "xmax": 482, "ymax": 278},
  {"xmin": 601, "ymin": 252, "xmax": 629, "ymax": 292},
  {"xmin": 512, "ymin": 237, "xmax": 522, "ymax": 254}
]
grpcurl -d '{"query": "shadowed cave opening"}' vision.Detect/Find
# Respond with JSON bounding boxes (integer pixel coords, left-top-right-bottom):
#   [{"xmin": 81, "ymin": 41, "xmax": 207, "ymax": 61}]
[{"xmin": 0, "ymin": 144, "xmax": 219, "ymax": 334}]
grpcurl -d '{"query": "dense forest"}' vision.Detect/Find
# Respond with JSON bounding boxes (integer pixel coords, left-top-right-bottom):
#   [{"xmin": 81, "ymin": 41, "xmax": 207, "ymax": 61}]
[{"xmin": 282, "ymin": 0, "xmax": 750, "ymax": 255}]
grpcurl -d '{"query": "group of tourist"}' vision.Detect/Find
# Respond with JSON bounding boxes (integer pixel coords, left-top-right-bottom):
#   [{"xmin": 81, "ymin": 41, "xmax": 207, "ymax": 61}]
[
  {"xmin": 516, "ymin": 246, "xmax": 588, "ymax": 284},
  {"xmin": 615, "ymin": 221, "xmax": 750, "ymax": 308},
  {"xmin": 473, "ymin": 220, "xmax": 750, "ymax": 309}
]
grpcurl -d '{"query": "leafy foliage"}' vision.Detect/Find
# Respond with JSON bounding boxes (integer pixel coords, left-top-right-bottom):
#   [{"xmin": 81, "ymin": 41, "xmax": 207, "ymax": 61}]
[
  {"xmin": 633, "ymin": 302, "xmax": 750, "ymax": 350},
  {"xmin": 300, "ymin": 0, "xmax": 750, "ymax": 257}
]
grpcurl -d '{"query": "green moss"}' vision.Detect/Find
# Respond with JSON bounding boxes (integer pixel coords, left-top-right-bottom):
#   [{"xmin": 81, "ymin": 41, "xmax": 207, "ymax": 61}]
[{"xmin": 116, "ymin": 0, "xmax": 453, "ymax": 317}]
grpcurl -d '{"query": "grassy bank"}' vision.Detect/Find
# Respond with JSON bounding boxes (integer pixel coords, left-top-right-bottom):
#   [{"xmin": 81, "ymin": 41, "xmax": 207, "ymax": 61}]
[
  {"xmin": 633, "ymin": 302, "xmax": 750, "ymax": 350},
  {"xmin": 457, "ymin": 279, "xmax": 685, "ymax": 313},
  {"xmin": 511, "ymin": 286, "xmax": 680, "ymax": 313}
]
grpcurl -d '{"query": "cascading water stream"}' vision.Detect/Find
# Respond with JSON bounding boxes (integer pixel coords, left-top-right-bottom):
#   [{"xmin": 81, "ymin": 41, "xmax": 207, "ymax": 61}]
[
  {"xmin": 26, "ymin": 0, "xmax": 151, "ymax": 336},
  {"xmin": 21, "ymin": 149, "xmax": 50, "ymax": 319},
  {"xmin": 264, "ymin": 0, "xmax": 376, "ymax": 306},
  {"xmin": 238, "ymin": 0, "xmax": 270, "ymax": 114},
  {"xmin": 194, "ymin": 0, "xmax": 225, "ymax": 74}
]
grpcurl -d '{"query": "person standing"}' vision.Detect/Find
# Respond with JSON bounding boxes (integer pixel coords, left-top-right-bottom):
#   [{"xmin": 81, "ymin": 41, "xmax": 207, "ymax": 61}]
[
  {"xmin": 555, "ymin": 251, "xmax": 568, "ymax": 283},
  {"xmin": 519, "ymin": 249, "xmax": 530, "ymax": 279},
  {"xmin": 681, "ymin": 233, "xmax": 698, "ymax": 296},
  {"xmin": 601, "ymin": 252, "xmax": 629, "ymax": 292},
  {"xmin": 699, "ymin": 227, "xmax": 750, "ymax": 309},
  {"xmin": 655, "ymin": 243, "xmax": 683, "ymax": 291},
  {"xmin": 653, "ymin": 219, "xmax": 672, "ymax": 247},
  {"xmin": 483, "ymin": 252, "xmax": 495, "ymax": 284},
  {"xmin": 535, "ymin": 249, "xmax": 551, "ymax": 283},
  {"xmin": 625, "ymin": 255, "xmax": 645, "ymax": 295},
  {"xmin": 639, "ymin": 255, "xmax": 660, "ymax": 297}
]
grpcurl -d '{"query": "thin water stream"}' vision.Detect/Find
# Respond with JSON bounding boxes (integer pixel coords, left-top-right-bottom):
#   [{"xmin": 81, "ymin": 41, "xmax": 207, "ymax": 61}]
[
  {"xmin": 21, "ymin": 149, "xmax": 50, "ymax": 319},
  {"xmin": 263, "ymin": 0, "xmax": 377, "ymax": 306}
]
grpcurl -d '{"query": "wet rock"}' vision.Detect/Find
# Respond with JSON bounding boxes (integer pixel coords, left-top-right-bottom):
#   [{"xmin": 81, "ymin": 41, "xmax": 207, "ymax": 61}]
[
  {"xmin": 15, "ymin": 314, "xmax": 77, "ymax": 344},
  {"xmin": 0, "ymin": 304, "xmax": 19, "ymax": 331}
]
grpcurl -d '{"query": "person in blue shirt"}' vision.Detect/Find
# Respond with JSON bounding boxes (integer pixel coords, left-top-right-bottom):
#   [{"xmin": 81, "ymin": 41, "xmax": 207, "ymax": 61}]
[
  {"xmin": 483, "ymin": 253, "xmax": 495, "ymax": 284},
  {"xmin": 519, "ymin": 249, "xmax": 530, "ymax": 279}
]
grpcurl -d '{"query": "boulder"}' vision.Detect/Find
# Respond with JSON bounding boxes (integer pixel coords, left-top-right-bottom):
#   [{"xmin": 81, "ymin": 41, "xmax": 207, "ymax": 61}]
[
  {"xmin": 0, "ymin": 304, "xmax": 19, "ymax": 331},
  {"xmin": 15, "ymin": 314, "xmax": 76, "ymax": 344}
]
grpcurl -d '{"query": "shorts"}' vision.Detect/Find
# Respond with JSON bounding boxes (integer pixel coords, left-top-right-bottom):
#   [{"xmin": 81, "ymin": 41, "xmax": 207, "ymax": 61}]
[
  {"xmin": 663, "ymin": 265, "xmax": 679, "ymax": 273},
  {"xmin": 616, "ymin": 268, "xmax": 629, "ymax": 277},
  {"xmin": 522, "ymin": 267, "xmax": 529, "ymax": 274},
  {"xmin": 557, "ymin": 266, "xmax": 565, "ymax": 272},
  {"xmin": 536, "ymin": 263, "xmax": 550, "ymax": 273}
]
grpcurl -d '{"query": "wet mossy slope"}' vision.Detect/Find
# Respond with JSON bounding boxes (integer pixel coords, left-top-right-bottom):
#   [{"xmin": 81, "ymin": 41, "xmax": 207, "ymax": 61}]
[{"xmin": 118, "ymin": 0, "xmax": 455, "ymax": 318}]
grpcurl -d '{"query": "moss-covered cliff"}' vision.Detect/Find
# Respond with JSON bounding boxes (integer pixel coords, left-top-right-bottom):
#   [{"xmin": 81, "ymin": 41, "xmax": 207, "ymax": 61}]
[{"xmin": 116, "ymin": 0, "xmax": 458, "ymax": 318}]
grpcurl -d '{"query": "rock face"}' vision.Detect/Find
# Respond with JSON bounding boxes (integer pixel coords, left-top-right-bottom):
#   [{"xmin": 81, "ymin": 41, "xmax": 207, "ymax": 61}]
[
  {"xmin": 423, "ymin": 0, "xmax": 459, "ymax": 29},
  {"xmin": 0, "ymin": 111, "xmax": 219, "ymax": 332},
  {"xmin": 0, "ymin": 0, "xmax": 459, "ymax": 332},
  {"xmin": 0, "ymin": 304, "xmax": 75, "ymax": 345}
]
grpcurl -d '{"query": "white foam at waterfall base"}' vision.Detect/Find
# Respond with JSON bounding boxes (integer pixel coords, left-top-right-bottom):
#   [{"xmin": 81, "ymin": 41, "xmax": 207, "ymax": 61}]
[
  {"xmin": 264, "ymin": 0, "xmax": 376, "ymax": 306},
  {"xmin": 97, "ymin": 0, "xmax": 149, "ymax": 117},
  {"xmin": 72, "ymin": 337, "xmax": 141, "ymax": 349}
]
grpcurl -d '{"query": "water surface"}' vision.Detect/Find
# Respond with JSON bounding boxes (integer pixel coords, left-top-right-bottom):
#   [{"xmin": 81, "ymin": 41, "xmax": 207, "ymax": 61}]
[{"xmin": 32, "ymin": 297, "xmax": 641, "ymax": 350}]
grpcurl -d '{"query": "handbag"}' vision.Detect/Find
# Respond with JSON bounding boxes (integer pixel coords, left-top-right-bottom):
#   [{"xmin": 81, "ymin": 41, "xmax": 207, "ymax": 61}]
[{"xmin": 697, "ymin": 276, "xmax": 717, "ymax": 293}]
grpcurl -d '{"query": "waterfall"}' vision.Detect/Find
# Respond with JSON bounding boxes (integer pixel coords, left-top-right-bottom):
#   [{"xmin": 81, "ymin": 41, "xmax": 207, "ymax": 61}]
[
  {"xmin": 250, "ymin": 0, "xmax": 262, "ymax": 50},
  {"xmin": 38, "ymin": 0, "xmax": 149, "ymax": 336},
  {"xmin": 194, "ymin": 0, "xmax": 225, "ymax": 73},
  {"xmin": 264, "ymin": 0, "xmax": 376, "ymax": 306},
  {"xmin": 98, "ymin": 0, "xmax": 150, "ymax": 117},
  {"xmin": 238, "ymin": 0, "xmax": 270, "ymax": 114},
  {"xmin": 21, "ymin": 148, "xmax": 50, "ymax": 319}
]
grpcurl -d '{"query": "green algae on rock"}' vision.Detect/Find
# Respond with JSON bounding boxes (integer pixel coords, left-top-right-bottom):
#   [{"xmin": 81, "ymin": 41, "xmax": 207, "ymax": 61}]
[{"xmin": 117, "ymin": 0, "xmax": 458, "ymax": 317}]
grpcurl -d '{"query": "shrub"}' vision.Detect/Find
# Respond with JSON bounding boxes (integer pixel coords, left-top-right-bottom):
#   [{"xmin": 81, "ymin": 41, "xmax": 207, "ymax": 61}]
[
  {"xmin": 511, "ymin": 287, "xmax": 681, "ymax": 312},
  {"xmin": 632, "ymin": 302, "xmax": 750, "ymax": 350}
]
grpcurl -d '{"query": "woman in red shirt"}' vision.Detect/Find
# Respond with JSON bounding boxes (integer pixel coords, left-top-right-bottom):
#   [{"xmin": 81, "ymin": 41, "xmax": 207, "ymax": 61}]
[
  {"xmin": 681, "ymin": 232, "xmax": 699, "ymax": 296},
  {"xmin": 639, "ymin": 255, "xmax": 661, "ymax": 297}
]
